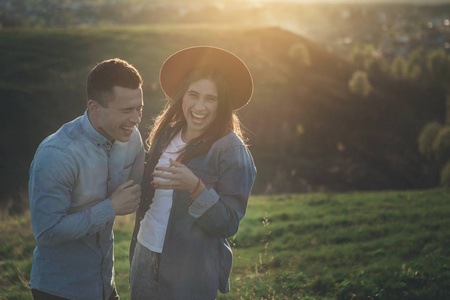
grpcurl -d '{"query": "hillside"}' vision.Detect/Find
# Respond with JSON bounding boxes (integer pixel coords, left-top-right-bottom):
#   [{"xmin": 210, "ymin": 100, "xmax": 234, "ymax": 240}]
[{"xmin": 0, "ymin": 25, "xmax": 441, "ymax": 207}]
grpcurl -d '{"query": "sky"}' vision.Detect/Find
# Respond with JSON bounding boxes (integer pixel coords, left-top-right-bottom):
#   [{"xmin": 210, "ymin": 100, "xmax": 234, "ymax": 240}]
[{"xmin": 243, "ymin": 0, "xmax": 450, "ymax": 3}]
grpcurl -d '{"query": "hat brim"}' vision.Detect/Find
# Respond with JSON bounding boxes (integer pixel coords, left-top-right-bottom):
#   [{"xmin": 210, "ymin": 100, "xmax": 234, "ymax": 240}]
[{"xmin": 159, "ymin": 46, "xmax": 253, "ymax": 110}]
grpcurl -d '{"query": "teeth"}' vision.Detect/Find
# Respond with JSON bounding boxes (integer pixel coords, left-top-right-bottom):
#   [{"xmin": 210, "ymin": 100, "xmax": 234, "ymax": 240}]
[
  {"xmin": 192, "ymin": 112, "xmax": 206, "ymax": 119},
  {"xmin": 122, "ymin": 126, "xmax": 133, "ymax": 131}
]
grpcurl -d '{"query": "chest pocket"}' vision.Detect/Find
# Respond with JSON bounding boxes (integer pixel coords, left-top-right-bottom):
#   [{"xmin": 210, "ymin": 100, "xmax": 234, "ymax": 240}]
[
  {"xmin": 190, "ymin": 167, "xmax": 218, "ymax": 190},
  {"xmin": 117, "ymin": 163, "xmax": 133, "ymax": 186}
]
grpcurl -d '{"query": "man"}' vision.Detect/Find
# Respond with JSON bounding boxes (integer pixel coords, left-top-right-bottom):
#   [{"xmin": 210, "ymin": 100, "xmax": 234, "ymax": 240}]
[{"xmin": 28, "ymin": 58, "xmax": 145, "ymax": 300}]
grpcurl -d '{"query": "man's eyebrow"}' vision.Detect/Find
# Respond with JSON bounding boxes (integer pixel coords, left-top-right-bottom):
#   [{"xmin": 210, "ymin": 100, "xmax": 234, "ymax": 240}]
[{"xmin": 120, "ymin": 104, "xmax": 144, "ymax": 110}]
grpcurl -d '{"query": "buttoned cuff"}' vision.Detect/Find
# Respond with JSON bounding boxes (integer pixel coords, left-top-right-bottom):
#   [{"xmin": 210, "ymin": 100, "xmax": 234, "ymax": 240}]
[
  {"xmin": 188, "ymin": 188, "xmax": 219, "ymax": 218},
  {"xmin": 88, "ymin": 199, "xmax": 116, "ymax": 234}
]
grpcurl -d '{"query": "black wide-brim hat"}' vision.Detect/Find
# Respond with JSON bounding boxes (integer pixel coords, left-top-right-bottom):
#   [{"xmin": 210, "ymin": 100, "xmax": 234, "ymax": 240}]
[{"xmin": 160, "ymin": 46, "xmax": 253, "ymax": 111}]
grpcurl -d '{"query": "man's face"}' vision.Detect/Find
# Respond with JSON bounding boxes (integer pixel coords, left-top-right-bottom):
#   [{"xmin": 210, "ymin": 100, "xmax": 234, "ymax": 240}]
[{"xmin": 90, "ymin": 86, "xmax": 143, "ymax": 142}]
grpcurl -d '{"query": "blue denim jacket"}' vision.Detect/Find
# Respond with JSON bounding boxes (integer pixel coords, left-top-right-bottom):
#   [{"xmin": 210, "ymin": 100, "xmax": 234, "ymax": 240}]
[
  {"xmin": 130, "ymin": 129, "xmax": 256, "ymax": 299},
  {"xmin": 29, "ymin": 111, "xmax": 144, "ymax": 300}
]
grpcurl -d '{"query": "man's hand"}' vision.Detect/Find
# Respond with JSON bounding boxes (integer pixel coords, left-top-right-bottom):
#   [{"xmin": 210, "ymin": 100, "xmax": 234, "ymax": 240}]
[{"xmin": 110, "ymin": 180, "xmax": 141, "ymax": 215}]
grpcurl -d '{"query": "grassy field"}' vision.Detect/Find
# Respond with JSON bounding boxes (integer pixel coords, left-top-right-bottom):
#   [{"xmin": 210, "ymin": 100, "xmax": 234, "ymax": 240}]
[{"xmin": 1, "ymin": 189, "xmax": 450, "ymax": 299}]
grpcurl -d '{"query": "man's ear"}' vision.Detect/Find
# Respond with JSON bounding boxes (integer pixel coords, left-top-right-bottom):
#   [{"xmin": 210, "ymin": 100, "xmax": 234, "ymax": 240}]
[{"xmin": 87, "ymin": 99, "xmax": 99, "ymax": 115}]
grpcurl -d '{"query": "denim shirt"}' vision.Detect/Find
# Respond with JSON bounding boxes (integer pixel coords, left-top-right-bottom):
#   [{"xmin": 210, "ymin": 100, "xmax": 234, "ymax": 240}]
[
  {"xmin": 29, "ymin": 111, "xmax": 144, "ymax": 300},
  {"xmin": 130, "ymin": 129, "xmax": 256, "ymax": 299}
]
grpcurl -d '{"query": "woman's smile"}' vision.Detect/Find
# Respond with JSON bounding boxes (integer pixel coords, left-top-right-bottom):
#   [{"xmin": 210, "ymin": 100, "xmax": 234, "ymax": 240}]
[{"xmin": 182, "ymin": 78, "xmax": 218, "ymax": 141}]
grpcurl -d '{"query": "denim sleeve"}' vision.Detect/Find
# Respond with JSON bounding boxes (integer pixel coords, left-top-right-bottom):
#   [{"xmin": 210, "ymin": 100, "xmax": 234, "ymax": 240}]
[
  {"xmin": 128, "ymin": 130, "xmax": 145, "ymax": 185},
  {"xmin": 189, "ymin": 145, "xmax": 256, "ymax": 238},
  {"xmin": 29, "ymin": 146, "xmax": 115, "ymax": 248}
]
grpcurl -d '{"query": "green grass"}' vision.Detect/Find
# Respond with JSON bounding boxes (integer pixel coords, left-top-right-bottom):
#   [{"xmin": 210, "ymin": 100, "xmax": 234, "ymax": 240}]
[{"xmin": 1, "ymin": 189, "xmax": 450, "ymax": 299}]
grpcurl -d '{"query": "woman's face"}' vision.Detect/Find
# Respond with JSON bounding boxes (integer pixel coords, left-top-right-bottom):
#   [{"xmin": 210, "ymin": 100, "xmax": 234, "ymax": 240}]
[{"xmin": 182, "ymin": 78, "xmax": 219, "ymax": 141}]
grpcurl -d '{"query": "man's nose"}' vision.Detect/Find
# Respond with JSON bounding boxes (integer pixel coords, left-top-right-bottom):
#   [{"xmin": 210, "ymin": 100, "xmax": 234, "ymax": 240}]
[{"xmin": 130, "ymin": 109, "xmax": 142, "ymax": 124}]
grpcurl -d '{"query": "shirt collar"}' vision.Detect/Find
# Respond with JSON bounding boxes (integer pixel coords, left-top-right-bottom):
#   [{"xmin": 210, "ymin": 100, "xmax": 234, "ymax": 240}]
[
  {"xmin": 80, "ymin": 110, "xmax": 114, "ymax": 149},
  {"xmin": 163, "ymin": 124, "xmax": 209, "ymax": 145}
]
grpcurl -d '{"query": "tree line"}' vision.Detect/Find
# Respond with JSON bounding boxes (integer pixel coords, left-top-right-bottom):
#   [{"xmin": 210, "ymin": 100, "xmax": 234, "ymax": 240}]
[{"xmin": 347, "ymin": 44, "xmax": 450, "ymax": 187}]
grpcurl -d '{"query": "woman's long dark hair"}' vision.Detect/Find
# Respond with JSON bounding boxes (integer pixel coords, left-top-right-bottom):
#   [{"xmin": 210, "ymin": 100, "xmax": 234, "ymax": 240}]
[{"xmin": 147, "ymin": 68, "xmax": 245, "ymax": 163}]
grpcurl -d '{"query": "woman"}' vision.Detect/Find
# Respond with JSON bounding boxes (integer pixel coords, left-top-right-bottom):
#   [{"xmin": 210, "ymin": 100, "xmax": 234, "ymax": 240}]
[{"xmin": 129, "ymin": 46, "xmax": 256, "ymax": 299}]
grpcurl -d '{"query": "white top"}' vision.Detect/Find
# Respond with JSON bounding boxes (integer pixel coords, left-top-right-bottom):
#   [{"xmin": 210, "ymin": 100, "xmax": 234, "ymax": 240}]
[{"xmin": 137, "ymin": 130, "xmax": 185, "ymax": 253}]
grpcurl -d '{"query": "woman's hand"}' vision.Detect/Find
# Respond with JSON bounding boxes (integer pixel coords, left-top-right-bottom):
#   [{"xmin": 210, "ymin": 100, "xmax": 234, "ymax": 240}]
[{"xmin": 152, "ymin": 159, "xmax": 205, "ymax": 197}]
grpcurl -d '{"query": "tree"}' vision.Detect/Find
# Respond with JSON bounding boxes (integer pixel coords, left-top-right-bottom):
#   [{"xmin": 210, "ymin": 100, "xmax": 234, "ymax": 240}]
[
  {"xmin": 288, "ymin": 43, "xmax": 311, "ymax": 68},
  {"xmin": 349, "ymin": 43, "xmax": 365, "ymax": 70},
  {"xmin": 418, "ymin": 122, "xmax": 450, "ymax": 187},
  {"xmin": 349, "ymin": 43, "xmax": 386, "ymax": 75},
  {"xmin": 390, "ymin": 56, "xmax": 407, "ymax": 80},
  {"xmin": 418, "ymin": 121, "xmax": 443, "ymax": 159},
  {"xmin": 405, "ymin": 47, "xmax": 423, "ymax": 81},
  {"xmin": 426, "ymin": 49, "xmax": 450, "ymax": 82},
  {"xmin": 348, "ymin": 70, "xmax": 372, "ymax": 98},
  {"xmin": 432, "ymin": 126, "xmax": 450, "ymax": 164},
  {"xmin": 441, "ymin": 161, "xmax": 450, "ymax": 187}
]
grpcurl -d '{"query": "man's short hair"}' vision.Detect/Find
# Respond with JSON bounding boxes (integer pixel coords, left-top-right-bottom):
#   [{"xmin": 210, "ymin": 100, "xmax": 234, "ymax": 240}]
[{"xmin": 86, "ymin": 58, "xmax": 143, "ymax": 107}]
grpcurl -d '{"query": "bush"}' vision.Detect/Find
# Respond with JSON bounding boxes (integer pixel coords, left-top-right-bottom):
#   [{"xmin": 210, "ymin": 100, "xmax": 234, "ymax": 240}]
[{"xmin": 418, "ymin": 121, "xmax": 443, "ymax": 159}]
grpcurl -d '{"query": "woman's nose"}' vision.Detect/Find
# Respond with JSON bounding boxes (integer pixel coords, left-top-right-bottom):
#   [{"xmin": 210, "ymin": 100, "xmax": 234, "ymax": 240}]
[{"xmin": 194, "ymin": 98, "xmax": 206, "ymax": 110}]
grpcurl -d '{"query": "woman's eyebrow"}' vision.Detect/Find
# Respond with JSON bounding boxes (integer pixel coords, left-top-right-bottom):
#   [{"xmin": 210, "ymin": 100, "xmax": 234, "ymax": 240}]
[{"xmin": 187, "ymin": 90, "xmax": 217, "ymax": 98}]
